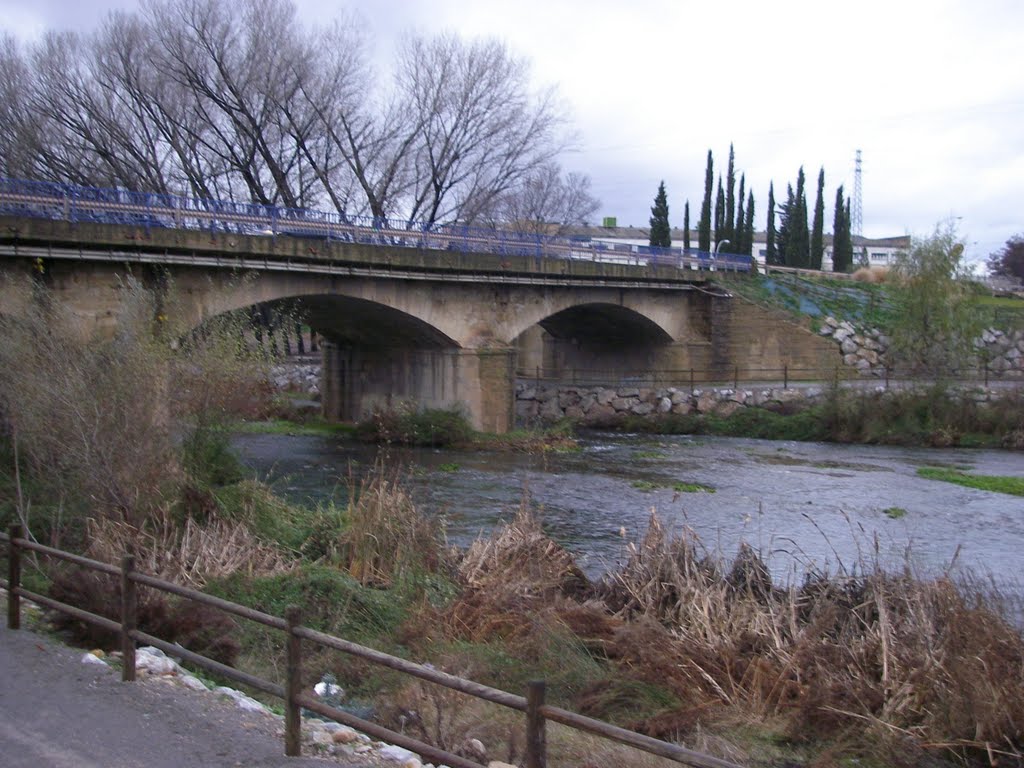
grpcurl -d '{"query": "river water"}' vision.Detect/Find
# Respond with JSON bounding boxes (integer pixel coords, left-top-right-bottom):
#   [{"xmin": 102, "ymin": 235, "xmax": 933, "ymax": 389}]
[{"xmin": 234, "ymin": 432, "xmax": 1024, "ymax": 593}]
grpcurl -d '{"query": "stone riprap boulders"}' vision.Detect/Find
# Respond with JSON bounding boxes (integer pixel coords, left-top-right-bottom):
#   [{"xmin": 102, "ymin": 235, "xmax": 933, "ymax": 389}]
[
  {"xmin": 818, "ymin": 316, "xmax": 1024, "ymax": 379},
  {"xmin": 817, "ymin": 316, "xmax": 890, "ymax": 377},
  {"xmin": 976, "ymin": 327, "xmax": 1024, "ymax": 377},
  {"xmin": 515, "ymin": 378, "xmax": 1017, "ymax": 426},
  {"xmin": 271, "ymin": 358, "xmax": 320, "ymax": 396},
  {"xmin": 516, "ymin": 382, "xmax": 826, "ymax": 424}
]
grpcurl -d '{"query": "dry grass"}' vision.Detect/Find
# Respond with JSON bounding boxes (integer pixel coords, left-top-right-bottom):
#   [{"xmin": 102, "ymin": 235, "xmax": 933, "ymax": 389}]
[
  {"xmin": 85, "ymin": 512, "xmax": 292, "ymax": 587},
  {"xmin": 339, "ymin": 461, "xmax": 445, "ymax": 587},
  {"xmin": 594, "ymin": 517, "xmax": 1024, "ymax": 763},
  {"xmin": 852, "ymin": 265, "xmax": 892, "ymax": 283},
  {"xmin": 421, "ymin": 505, "xmax": 1024, "ymax": 765}
]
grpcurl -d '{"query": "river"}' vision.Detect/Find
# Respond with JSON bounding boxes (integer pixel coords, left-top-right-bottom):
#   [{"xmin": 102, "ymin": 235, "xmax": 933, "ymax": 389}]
[{"xmin": 233, "ymin": 432, "xmax": 1024, "ymax": 594}]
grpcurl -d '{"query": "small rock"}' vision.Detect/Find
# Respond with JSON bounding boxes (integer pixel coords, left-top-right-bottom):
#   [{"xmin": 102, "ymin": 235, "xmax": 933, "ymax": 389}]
[
  {"xmin": 379, "ymin": 744, "xmax": 422, "ymax": 767},
  {"xmin": 136, "ymin": 648, "xmax": 178, "ymax": 676},
  {"xmin": 331, "ymin": 727, "xmax": 360, "ymax": 744},
  {"xmin": 81, "ymin": 652, "xmax": 107, "ymax": 666},
  {"xmin": 459, "ymin": 738, "xmax": 486, "ymax": 762},
  {"xmin": 308, "ymin": 729, "xmax": 334, "ymax": 747},
  {"xmin": 178, "ymin": 674, "xmax": 209, "ymax": 692},
  {"xmin": 213, "ymin": 686, "xmax": 269, "ymax": 713}
]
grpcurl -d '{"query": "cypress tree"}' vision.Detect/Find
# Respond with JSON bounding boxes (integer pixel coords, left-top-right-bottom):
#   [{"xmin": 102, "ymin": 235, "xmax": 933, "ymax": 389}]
[
  {"xmin": 743, "ymin": 190, "xmax": 755, "ymax": 262},
  {"xmin": 832, "ymin": 185, "xmax": 853, "ymax": 272},
  {"xmin": 734, "ymin": 174, "xmax": 746, "ymax": 254},
  {"xmin": 649, "ymin": 180, "xmax": 671, "ymax": 248},
  {"xmin": 698, "ymin": 150, "xmax": 713, "ymax": 251},
  {"xmin": 714, "ymin": 177, "xmax": 725, "ymax": 249},
  {"xmin": 683, "ymin": 200, "xmax": 691, "ymax": 252},
  {"xmin": 811, "ymin": 167, "xmax": 825, "ymax": 270},
  {"xmin": 777, "ymin": 183, "xmax": 793, "ymax": 266},
  {"xmin": 766, "ymin": 182, "xmax": 778, "ymax": 266},
  {"xmin": 724, "ymin": 143, "xmax": 736, "ymax": 246},
  {"xmin": 784, "ymin": 167, "xmax": 809, "ymax": 268},
  {"xmin": 847, "ymin": 200, "xmax": 861, "ymax": 266}
]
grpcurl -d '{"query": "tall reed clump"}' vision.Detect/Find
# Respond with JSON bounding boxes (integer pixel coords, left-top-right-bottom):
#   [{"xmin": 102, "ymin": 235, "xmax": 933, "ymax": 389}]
[
  {"xmin": 337, "ymin": 461, "xmax": 447, "ymax": 588},
  {"xmin": 598, "ymin": 515, "xmax": 1024, "ymax": 764}
]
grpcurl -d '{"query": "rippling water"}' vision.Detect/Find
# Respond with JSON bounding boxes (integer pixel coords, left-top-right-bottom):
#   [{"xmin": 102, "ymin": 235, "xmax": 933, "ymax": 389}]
[{"xmin": 234, "ymin": 432, "xmax": 1024, "ymax": 593}]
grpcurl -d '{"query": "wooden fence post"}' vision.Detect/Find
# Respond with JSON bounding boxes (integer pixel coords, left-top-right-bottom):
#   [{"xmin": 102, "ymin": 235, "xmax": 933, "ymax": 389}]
[
  {"xmin": 121, "ymin": 555, "xmax": 137, "ymax": 682},
  {"xmin": 526, "ymin": 680, "xmax": 547, "ymax": 768},
  {"xmin": 285, "ymin": 606, "xmax": 303, "ymax": 757},
  {"xmin": 7, "ymin": 524, "xmax": 22, "ymax": 630}
]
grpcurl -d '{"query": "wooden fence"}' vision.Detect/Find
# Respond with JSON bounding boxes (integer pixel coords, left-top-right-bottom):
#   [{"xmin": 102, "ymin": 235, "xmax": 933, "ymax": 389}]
[{"xmin": 1, "ymin": 526, "xmax": 742, "ymax": 768}]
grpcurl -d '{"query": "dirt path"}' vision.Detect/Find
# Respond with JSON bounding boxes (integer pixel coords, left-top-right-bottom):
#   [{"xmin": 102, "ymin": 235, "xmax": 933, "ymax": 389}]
[{"xmin": 0, "ymin": 624, "xmax": 371, "ymax": 768}]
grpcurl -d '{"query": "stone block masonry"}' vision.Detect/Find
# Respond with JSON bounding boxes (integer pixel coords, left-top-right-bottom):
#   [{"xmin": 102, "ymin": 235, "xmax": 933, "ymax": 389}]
[{"xmin": 514, "ymin": 379, "xmax": 1016, "ymax": 426}]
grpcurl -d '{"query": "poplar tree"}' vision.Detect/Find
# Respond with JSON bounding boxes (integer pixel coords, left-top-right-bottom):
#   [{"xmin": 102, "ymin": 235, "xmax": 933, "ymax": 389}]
[
  {"xmin": 766, "ymin": 182, "xmax": 779, "ymax": 266},
  {"xmin": 811, "ymin": 167, "xmax": 825, "ymax": 270},
  {"xmin": 698, "ymin": 150, "xmax": 713, "ymax": 251},
  {"xmin": 649, "ymin": 180, "xmax": 671, "ymax": 247}
]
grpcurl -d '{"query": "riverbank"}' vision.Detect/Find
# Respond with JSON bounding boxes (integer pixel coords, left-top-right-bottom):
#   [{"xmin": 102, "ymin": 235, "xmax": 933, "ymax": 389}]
[
  {"xmin": 517, "ymin": 382, "xmax": 1024, "ymax": 450},
  {"xmin": 8, "ymin": 431, "xmax": 1024, "ymax": 767}
]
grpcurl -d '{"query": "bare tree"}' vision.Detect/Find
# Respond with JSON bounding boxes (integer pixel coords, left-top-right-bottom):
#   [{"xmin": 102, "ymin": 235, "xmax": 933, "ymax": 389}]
[
  {"xmin": 146, "ymin": 0, "xmax": 311, "ymax": 205},
  {"xmin": 488, "ymin": 162, "xmax": 600, "ymax": 236},
  {"xmin": 0, "ymin": 34, "xmax": 35, "ymax": 178},
  {"xmin": 397, "ymin": 33, "xmax": 569, "ymax": 225},
  {"xmin": 6, "ymin": 0, "xmax": 578, "ymax": 227}
]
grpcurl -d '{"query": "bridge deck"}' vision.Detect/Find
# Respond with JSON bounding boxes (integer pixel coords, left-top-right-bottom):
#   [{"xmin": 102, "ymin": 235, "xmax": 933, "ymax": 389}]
[{"xmin": 0, "ymin": 215, "xmax": 716, "ymax": 290}]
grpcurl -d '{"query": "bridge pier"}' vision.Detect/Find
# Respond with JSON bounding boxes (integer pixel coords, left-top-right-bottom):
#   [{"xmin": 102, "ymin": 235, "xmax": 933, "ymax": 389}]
[{"xmin": 321, "ymin": 342, "xmax": 515, "ymax": 434}]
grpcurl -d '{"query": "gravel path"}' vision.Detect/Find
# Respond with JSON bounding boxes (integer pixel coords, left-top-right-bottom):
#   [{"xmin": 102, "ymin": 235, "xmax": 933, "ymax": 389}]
[{"xmin": 0, "ymin": 624, "xmax": 373, "ymax": 768}]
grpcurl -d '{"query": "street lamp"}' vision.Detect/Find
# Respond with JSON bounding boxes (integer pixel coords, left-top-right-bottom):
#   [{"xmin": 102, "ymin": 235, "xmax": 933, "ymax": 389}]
[{"xmin": 709, "ymin": 239, "xmax": 730, "ymax": 272}]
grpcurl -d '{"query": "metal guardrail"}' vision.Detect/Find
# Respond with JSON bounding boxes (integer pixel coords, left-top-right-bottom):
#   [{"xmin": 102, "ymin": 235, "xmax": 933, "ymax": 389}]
[
  {"xmin": 0, "ymin": 177, "xmax": 752, "ymax": 274},
  {"xmin": 2, "ymin": 525, "xmax": 742, "ymax": 768}
]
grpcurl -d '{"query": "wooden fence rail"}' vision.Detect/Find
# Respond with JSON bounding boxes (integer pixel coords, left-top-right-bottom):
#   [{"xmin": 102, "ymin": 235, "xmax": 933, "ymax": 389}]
[{"xmin": 2, "ymin": 525, "xmax": 742, "ymax": 768}]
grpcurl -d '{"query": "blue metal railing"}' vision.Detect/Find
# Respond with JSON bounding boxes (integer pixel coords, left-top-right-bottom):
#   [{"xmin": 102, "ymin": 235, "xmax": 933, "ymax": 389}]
[{"xmin": 0, "ymin": 177, "xmax": 752, "ymax": 273}]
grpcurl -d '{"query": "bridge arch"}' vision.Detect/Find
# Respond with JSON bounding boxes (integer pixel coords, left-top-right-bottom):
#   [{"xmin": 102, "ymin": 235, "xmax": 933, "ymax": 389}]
[
  {"xmin": 513, "ymin": 301, "xmax": 680, "ymax": 378},
  {"xmin": 191, "ymin": 273, "xmax": 467, "ymax": 348}
]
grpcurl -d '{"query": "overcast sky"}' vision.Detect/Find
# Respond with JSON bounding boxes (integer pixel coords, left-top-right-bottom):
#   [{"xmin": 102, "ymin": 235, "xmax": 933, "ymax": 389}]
[{"xmin": 3, "ymin": 0, "xmax": 1022, "ymax": 270}]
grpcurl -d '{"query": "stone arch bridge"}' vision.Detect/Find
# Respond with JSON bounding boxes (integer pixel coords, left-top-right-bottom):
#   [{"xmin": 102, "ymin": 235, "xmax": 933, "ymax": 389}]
[{"xmin": 0, "ymin": 216, "xmax": 837, "ymax": 432}]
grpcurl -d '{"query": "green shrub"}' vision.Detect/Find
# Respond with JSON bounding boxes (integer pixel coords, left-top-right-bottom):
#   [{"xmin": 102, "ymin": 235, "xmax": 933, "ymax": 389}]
[{"xmin": 355, "ymin": 407, "xmax": 472, "ymax": 447}]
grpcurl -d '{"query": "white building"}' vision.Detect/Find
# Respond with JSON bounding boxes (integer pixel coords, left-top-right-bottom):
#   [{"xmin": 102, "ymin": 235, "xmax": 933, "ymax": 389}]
[
  {"xmin": 750, "ymin": 233, "xmax": 911, "ymax": 271},
  {"xmin": 579, "ymin": 224, "xmax": 911, "ymax": 272}
]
